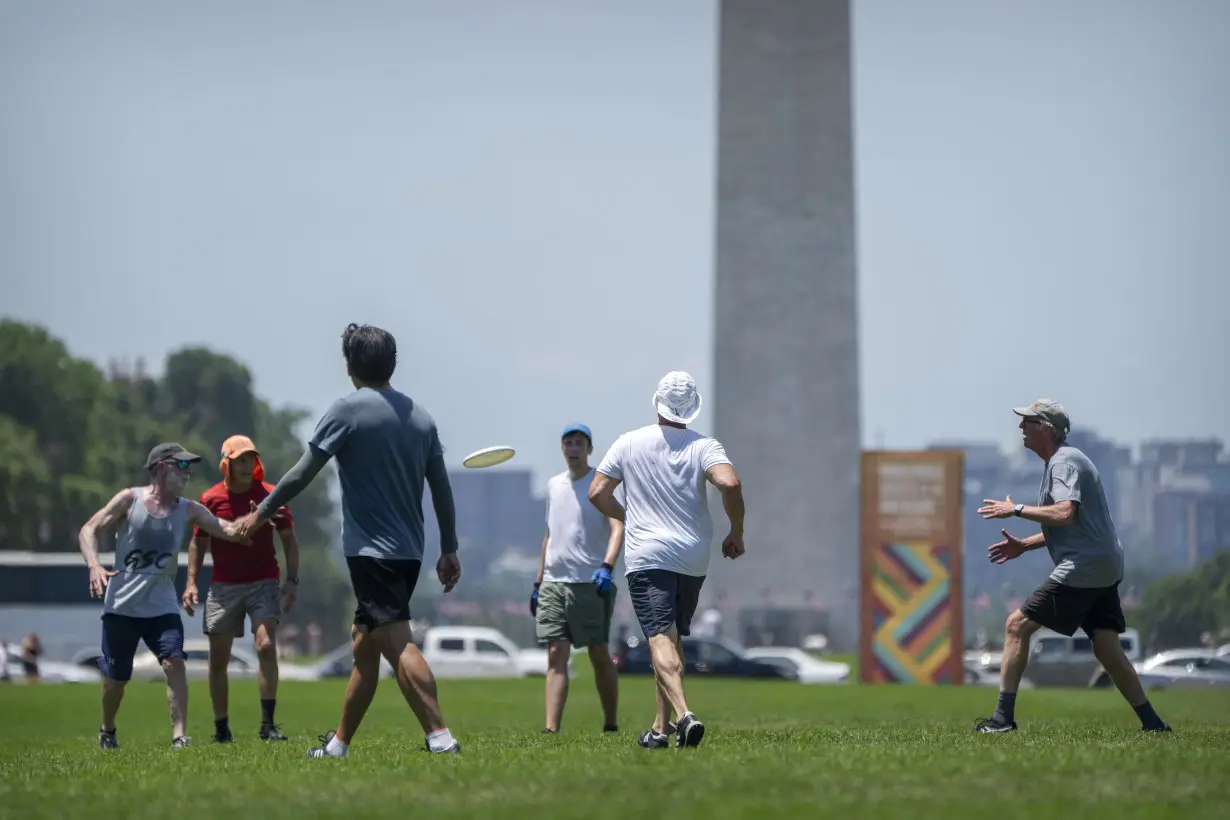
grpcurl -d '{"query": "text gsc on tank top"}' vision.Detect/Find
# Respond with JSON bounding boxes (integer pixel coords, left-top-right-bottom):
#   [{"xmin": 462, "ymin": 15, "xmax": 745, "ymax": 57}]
[{"xmin": 102, "ymin": 487, "xmax": 189, "ymax": 619}]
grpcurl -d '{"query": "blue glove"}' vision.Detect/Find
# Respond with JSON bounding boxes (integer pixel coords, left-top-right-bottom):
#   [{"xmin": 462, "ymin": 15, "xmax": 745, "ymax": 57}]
[
  {"xmin": 592, "ymin": 564, "xmax": 613, "ymax": 596},
  {"xmin": 530, "ymin": 583, "xmax": 540, "ymax": 617}
]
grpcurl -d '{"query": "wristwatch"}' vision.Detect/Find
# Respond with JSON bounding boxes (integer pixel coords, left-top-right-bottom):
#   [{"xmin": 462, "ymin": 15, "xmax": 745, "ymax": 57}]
[
  {"xmin": 285, "ymin": 575, "xmax": 299, "ymax": 585},
  {"xmin": 1013, "ymin": 504, "xmax": 1024, "ymax": 517}
]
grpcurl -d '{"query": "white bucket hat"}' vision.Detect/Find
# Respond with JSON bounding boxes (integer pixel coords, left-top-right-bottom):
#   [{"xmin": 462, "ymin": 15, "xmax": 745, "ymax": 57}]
[{"xmin": 652, "ymin": 370, "xmax": 703, "ymax": 425}]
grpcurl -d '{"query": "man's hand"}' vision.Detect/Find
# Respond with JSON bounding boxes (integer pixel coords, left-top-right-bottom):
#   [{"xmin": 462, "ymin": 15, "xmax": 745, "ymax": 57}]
[
  {"xmin": 231, "ymin": 501, "xmax": 270, "ymax": 542},
  {"xmin": 280, "ymin": 580, "xmax": 297, "ymax": 613},
  {"xmin": 437, "ymin": 552, "xmax": 461, "ymax": 593},
  {"xmin": 988, "ymin": 529, "xmax": 1027, "ymax": 564},
  {"xmin": 592, "ymin": 565, "xmax": 613, "ymax": 596},
  {"xmin": 181, "ymin": 583, "xmax": 199, "ymax": 616},
  {"xmin": 722, "ymin": 532, "xmax": 745, "ymax": 560},
  {"xmin": 88, "ymin": 564, "xmax": 117, "ymax": 598},
  {"xmin": 530, "ymin": 583, "xmax": 540, "ymax": 616},
  {"xmin": 978, "ymin": 495, "xmax": 1017, "ymax": 520}
]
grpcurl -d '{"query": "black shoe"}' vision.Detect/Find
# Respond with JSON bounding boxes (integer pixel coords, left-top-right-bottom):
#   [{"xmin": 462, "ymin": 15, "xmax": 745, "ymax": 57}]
[
  {"xmin": 259, "ymin": 723, "xmax": 288, "ymax": 741},
  {"xmin": 99, "ymin": 729, "xmax": 118, "ymax": 750},
  {"xmin": 171, "ymin": 736, "xmax": 192, "ymax": 748},
  {"xmin": 1142, "ymin": 723, "xmax": 1173, "ymax": 733},
  {"xmin": 603, "ymin": 724, "xmax": 619, "ymax": 733},
  {"xmin": 974, "ymin": 717, "xmax": 1017, "ymax": 734},
  {"xmin": 674, "ymin": 713, "xmax": 705, "ymax": 748},
  {"xmin": 665, "ymin": 722, "xmax": 676, "ymax": 734},
  {"xmin": 636, "ymin": 729, "xmax": 670, "ymax": 749},
  {"xmin": 213, "ymin": 726, "xmax": 234, "ymax": 744},
  {"xmin": 540, "ymin": 727, "xmax": 558, "ymax": 734},
  {"xmin": 306, "ymin": 730, "xmax": 339, "ymax": 759}
]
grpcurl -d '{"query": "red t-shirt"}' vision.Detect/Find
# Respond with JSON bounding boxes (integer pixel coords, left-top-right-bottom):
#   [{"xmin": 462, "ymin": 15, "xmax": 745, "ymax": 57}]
[{"xmin": 195, "ymin": 482, "xmax": 294, "ymax": 584}]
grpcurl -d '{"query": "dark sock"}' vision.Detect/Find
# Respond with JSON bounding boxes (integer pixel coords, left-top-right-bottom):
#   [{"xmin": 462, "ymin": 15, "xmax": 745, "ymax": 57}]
[
  {"xmin": 603, "ymin": 724, "xmax": 618, "ymax": 732},
  {"xmin": 260, "ymin": 699, "xmax": 276, "ymax": 726},
  {"xmin": 1133, "ymin": 700, "xmax": 1166, "ymax": 730},
  {"xmin": 214, "ymin": 717, "xmax": 229, "ymax": 736},
  {"xmin": 992, "ymin": 691, "xmax": 1017, "ymax": 725}
]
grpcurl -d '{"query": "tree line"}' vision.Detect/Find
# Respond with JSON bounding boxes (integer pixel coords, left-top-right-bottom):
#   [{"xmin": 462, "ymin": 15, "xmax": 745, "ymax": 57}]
[{"xmin": 0, "ymin": 319, "xmax": 354, "ymax": 642}]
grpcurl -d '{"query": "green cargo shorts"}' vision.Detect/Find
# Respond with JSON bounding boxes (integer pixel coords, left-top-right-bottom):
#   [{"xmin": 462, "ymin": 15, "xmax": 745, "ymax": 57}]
[{"xmin": 535, "ymin": 580, "xmax": 616, "ymax": 649}]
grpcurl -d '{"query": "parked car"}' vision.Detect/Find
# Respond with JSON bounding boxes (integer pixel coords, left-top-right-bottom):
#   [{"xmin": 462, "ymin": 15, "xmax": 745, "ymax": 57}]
[
  {"xmin": 613, "ymin": 636, "xmax": 795, "ymax": 680},
  {"xmin": 741, "ymin": 647, "xmax": 850, "ymax": 683},
  {"xmin": 1098, "ymin": 648, "xmax": 1230, "ymax": 690},
  {"xmin": 420, "ymin": 626, "xmax": 561, "ymax": 679},
  {"xmin": 129, "ymin": 638, "xmax": 261, "ymax": 681}
]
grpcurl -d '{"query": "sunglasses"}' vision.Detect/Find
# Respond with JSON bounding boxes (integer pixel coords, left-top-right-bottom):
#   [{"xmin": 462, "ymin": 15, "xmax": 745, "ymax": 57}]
[{"xmin": 163, "ymin": 459, "xmax": 194, "ymax": 470}]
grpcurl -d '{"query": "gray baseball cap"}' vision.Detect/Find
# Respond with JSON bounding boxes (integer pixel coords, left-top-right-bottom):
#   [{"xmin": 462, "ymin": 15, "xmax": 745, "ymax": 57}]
[{"xmin": 1013, "ymin": 399, "xmax": 1070, "ymax": 433}]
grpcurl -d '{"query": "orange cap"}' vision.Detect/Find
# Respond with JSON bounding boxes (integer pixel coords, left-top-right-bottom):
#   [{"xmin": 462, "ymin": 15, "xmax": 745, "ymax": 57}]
[{"xmin": 219, "ymin": 434, "xmax": 264, "ymax": 483}]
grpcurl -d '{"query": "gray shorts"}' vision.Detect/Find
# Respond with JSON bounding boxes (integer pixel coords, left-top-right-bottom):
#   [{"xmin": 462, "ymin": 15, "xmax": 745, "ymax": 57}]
[
  {"xmin": 535, "ymin": 581, "xmax": 616, "ymax": 648},
  {"xmin": 204, "ymin": 579, "xmax": 281, "ymax": 638}
]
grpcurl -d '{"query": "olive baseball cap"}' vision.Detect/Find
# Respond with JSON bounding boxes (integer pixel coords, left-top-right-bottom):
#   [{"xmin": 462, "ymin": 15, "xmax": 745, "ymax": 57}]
[
  {"xmin": 1013, "ymin": 399, "xmax": 1070, "ymax": 433},
  {"xmin": 145, "ymin": 442, "xmax": 202, "ymax": 469}
]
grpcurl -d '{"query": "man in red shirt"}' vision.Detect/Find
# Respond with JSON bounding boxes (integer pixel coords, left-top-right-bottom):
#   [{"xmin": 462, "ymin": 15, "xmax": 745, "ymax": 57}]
[{"xmin": 183, "ymin": 435, "xmax": 300, "ymax": 744}]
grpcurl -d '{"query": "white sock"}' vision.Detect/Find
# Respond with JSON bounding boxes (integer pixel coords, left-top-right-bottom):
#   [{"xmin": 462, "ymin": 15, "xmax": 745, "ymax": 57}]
[
  {"xmin": 325, "ymin": 735, "xmax": 348, "ymax": 757},
  {"xmin": 426, "ymin": 728, "xmax": 456, "ymax": 752}
]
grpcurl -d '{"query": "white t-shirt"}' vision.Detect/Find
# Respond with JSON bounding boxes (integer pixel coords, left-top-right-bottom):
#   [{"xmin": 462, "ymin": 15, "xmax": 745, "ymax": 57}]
[
  {"xmin": 543, "ymin": 468, "xmax": 615, "ymax": 583},
  {"xmin": 596, "ymin": 424, "xmax": 731, "ymax": 578}
]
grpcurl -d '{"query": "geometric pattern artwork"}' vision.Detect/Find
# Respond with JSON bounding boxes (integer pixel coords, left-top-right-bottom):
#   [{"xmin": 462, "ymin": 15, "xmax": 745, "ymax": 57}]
[{"xmin": 869, "ymin": 541, "xmax": 958, "ymax": 685}]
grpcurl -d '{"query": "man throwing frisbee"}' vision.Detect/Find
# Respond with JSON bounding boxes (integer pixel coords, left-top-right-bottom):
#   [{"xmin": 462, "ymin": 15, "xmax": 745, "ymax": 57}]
[{"xmin": 588, "ymin": 371, "xmax": 746, "ymax": 750}]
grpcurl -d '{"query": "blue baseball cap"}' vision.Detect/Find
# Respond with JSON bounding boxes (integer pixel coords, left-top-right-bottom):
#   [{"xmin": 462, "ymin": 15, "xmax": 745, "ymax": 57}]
[{"xmin": 561, "ymin": 423, "xmax": 592, "ymax": 441}]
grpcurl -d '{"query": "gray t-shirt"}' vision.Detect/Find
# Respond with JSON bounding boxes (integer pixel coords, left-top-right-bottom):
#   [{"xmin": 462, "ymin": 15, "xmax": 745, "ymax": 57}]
[
  {"xmin": 1039, "ymin": 445, "xmax": 1124, "ymax": 588},
  {"xmin": 103, "ymin": 487, "xmax": 189, "ymax": 618},
  {"xmin": 310, "ymin": 387, "xmax": 443, "ymax": 561}
]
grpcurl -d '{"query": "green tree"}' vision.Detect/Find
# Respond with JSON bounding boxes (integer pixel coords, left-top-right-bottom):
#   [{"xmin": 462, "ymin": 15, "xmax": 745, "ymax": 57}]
[{"xmin": 1133, "ymin": 550, "xmax": 1230, "ymax": 649}]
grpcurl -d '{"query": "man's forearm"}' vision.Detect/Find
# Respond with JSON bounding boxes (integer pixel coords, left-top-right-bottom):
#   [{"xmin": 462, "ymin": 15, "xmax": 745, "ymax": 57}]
[
  {"xmin": 258, "ymin": 445, "xmax": 331, "ymax": 518},
  {"xmin": 283, "ymin": 537, "xmax": 301, "ymax": 579},
  {"xmin": 77, "ymin": 526, "xmax": 103, "ymax": 569},
  {"xmin": 720, "ymin": 485, "xmax": 745, "ymax": 535},
  {"xmin": 591, "ymin": 494, "xmax": 625, "ymax": 523},
  {"xmin": 602, "ymin": 525, "xmax": 625, "ymax": 567},
  {"xmin": 426, "ymin": 458, "xmax": 459, "ymax": 554},
  {"xmin": 1021, "ymin": 532, "xmax": 1047, "ymax": 550},
  {"xmin": 1020, "ymin": 502, "xmax": 1075, "ymax": 527},
  {"xmin": 186, "ymin": 536, "xmax": 207, "ymax": 585}
]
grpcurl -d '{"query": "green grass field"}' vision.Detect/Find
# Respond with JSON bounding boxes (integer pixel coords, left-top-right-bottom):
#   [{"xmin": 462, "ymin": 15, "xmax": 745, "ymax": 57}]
[{"xmin": 2, "ymin": 670, "xmax": 1228, "ymax": 820}]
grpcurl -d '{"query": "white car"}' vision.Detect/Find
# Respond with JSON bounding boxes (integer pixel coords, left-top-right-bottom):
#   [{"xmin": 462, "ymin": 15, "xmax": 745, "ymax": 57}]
[
  {"xmin": 1129, "ymin": 649, "xmax": 1230, "ymax": 689},
  {"xmin": 741, "ymin": 647, "xmax": 850, "ymax": 684},
  {"xmin": 420, "ymin": 626, "xmax": 565, "ymax": 679},
  {"xmin": 2, "ymin": 642, "xmax": 102, "ymax": 684}
]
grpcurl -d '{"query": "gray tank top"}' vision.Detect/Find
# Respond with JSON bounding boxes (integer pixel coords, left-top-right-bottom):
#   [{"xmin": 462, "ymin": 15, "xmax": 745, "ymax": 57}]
[{"xmin": 102, "ymin": 487, "xmax": 189, "ymax": 619}]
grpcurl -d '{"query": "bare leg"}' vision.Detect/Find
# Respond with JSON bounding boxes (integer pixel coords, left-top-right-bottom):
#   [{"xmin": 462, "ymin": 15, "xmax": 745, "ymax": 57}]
[
  {"xmin": 545, "ymin": 641, "xmax": 571, "ymax": 731},
  {"xmin": 335, "ymin": 627, "xmax": 381, "ymax": 744},
  {"xmin": 999, "ymin": 610, "xmax": 1040, "ymax": 693},
  {"xmin": 373, "ymin": 620, "xmax": 448, "ymax": 735},
  {"xmin": 162, "ymin": 658, "xmax": 189, "ymax": 740},
  {"xmin": 1091, "ymin": 629, "xmax": 1170, "ymax": 729},
  {"xmin": 207, "ymin": 633, "xmax": 233, "ymax": 722},
  {"xmin": 588, "ymin": 644, "xmax": 619, "ymax": 728},
  {"xmin": 253, "ymin": 621, "xmax": 279, "ymax": 702},
  {"xmin": 647, "ymin": 631, "xmax": 689, "ymax": 721},
  {"xmin": 101, "ymin": 678, "xmax": 126, "ymax": 731}
]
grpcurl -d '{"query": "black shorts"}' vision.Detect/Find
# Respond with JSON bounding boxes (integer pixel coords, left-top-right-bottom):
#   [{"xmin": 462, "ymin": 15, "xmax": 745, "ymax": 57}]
[
  {"xmin": 347, "ymin": 556, "xmax": 422, "ymax": 631},
  {"xmin": 98, "ymin": 613, "xmax": 186, "ymax": 681},
  {"xmin": 1020, "ymin": 578, "xmax": 1126, "ymax": 638},
  {"xmin": 628, "ymin": 569, "xmax": 705, "ymax": 639}
]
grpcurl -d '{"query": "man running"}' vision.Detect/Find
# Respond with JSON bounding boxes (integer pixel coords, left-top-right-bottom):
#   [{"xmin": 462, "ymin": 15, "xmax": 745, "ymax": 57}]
[
  {"xmin": 78, "ymin": 442, "xmax": 259, "ymax": 749},
  {"xmin": 975, "ymin": 399, "xmax": 1170, "ymax": 733},
  {"xmin": 184, "ymin": 434, "xmax": 300, "ymax": 743},
  {"xmin": 233, "ymin": 323, "xmax": 463, "ymax": 757},
  {"xmin": 588, "ymin": 371, "xmax": 746, "ymax": 750},
  {"xmin": 532, "ymin": 423, "xmax": 624, "ymax": 734}
]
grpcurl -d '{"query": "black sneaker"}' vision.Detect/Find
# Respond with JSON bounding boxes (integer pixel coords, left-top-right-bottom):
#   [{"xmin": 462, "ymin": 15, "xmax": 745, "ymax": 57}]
[
  {"xmin": 974, "ymin": 717, "xmax": 1017, "ymax": 734},
  {"xmin": 636, "ymin": 729, "xmax": 670, "ymax": 749},
  {"xmin": 674, "ymin": 713, "xmax": 705, "ymax": 748},
  {"xmin": 213, "ymin": 726, "xmax": 234, "ymax": 744},
  {"xmin": 1142, "ymin": 723, "xmax": 1173, "ymax": 733},
  {"xmin": 603, "ymin": 724, "xmax": 619, "ymax": 733},
  {"xmin": 259, "ymin": 724, "xmax": 288, "ymax": 741},
  {"xmin": 99, "ymin": 729, "xmax": 118, "ymax": 750},
  {"xmin": 171, "ymin": 736, "xmax": 192, "ymax": 748},
  {"xmin": 306, "ymin": 730, "xmax": 340, "ymax": 759}
]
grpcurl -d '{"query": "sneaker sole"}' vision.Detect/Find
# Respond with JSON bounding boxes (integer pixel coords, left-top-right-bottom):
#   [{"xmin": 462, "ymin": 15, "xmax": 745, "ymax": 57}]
[{"xmin": 679, "ymin": 721, "xmax": 705, "ymax": 748}]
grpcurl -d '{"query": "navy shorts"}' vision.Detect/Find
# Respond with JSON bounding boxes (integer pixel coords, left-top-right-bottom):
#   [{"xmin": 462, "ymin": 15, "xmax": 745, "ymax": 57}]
[
  {"xmin": 1020, "ymin": 578, "xmax": 1126, "ymax": 638},
  {"xmin": 98, "ymin": 613, "xmax": 186, "ymax": 681},
  {"xmin": 627, "ymin": 569, "xmax": 706, "ymax": 639},
  {"xmin": 347, "ymin": 557, "xmax": 422, "ymax": 631}
]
